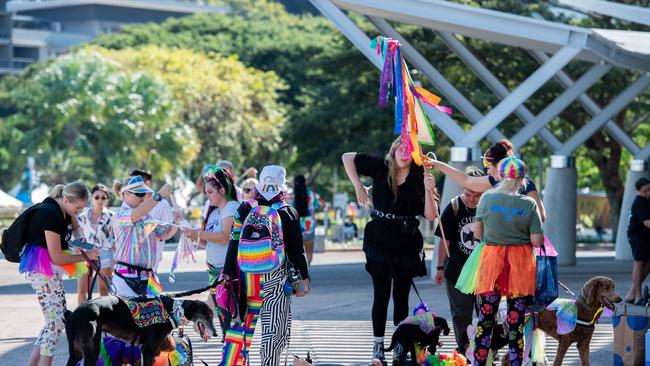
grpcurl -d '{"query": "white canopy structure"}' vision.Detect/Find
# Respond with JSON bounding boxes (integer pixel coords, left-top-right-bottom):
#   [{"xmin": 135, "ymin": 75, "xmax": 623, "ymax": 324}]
[{"xmin": 309, "ymin": 0, "xmax": 650, "ymax": 265}]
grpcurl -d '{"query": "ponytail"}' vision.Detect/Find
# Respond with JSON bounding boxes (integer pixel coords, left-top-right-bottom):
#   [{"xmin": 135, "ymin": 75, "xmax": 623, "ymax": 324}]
[{"xmin": 49, "ymin": 184, "xmax": 65, "ymax": 199}]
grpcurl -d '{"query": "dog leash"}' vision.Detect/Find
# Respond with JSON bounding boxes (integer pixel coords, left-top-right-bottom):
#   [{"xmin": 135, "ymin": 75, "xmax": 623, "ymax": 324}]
[
  {"xmin": 81, "ymin": 250, "xmax": 116, "ymax": 298},
  {"xmin": 411, "ymin": 280, "xmax": 425, "ymax": 304},
  {"xmin": 168, "ymin": 278, "xmax": 223, "ymax": 298},
  {"xmin": 558, "ymin": 281, "xmax": 577, "ymax": 298}
]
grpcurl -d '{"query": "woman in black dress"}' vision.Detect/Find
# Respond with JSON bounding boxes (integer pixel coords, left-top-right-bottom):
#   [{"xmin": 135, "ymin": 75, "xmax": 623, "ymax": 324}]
[{"xmin": 342, "ymin": 138, "xmax": 439, "ymax": 363}]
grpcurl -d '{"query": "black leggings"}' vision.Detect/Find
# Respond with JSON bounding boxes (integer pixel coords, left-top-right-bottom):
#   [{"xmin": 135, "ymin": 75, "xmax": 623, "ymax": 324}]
[{"xmin": 370, "ymin": 272, "xmax": 411, "ymax": 337}]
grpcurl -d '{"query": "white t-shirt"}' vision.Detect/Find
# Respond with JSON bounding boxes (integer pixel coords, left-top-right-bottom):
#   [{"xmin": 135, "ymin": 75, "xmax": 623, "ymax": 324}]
[{"xmin": 205, "ymin": 200, "xmax": 239, "ymax": 267}]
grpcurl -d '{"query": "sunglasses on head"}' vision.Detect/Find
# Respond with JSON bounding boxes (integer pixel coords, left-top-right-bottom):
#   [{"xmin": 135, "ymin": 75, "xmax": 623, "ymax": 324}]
[
  {"xmin": 131, "ymin": 192, "xmax": 147, "ymax": 198},
  {"xmin": 94, "ymin": 196, "xmax": 108, "ymax": 201},
  {"xmin": 482, "ymin": 156, "xmax": 494, "ymax": 168}
]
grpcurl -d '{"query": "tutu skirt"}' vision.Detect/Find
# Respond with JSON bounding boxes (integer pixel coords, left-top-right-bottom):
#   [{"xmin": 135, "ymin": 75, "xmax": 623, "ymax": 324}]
[
  {"xmin": 456, "ymin": 242, "xmax": 536, "ymax": 298},
  {"xmin": 19, "ymin": 244, "xmax": 88, "ymax": 278}
]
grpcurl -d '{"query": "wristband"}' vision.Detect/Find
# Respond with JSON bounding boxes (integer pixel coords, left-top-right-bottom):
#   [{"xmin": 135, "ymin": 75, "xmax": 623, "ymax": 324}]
[
  {"xmin": 197, "ymin": 230, "xmax": 202, "ymax": 242},
  {"xmin": 436, "ymin": 265, "xmax": 444, "ymax": 271}
]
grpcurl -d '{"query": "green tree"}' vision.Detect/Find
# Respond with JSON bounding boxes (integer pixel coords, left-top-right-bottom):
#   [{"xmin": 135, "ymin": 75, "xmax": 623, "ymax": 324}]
[
  {"xmin": 93, "ymin": 45, "xmax": 288, "ymax": 175},
  {"xmin": 0, "ymin": 50, "xmax": 197, "ymax": 186}
]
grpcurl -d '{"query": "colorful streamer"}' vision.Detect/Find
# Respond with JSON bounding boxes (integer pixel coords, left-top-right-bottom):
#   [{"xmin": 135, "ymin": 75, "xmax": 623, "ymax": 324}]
[
  {"xmin": 371, "ymin": 36, "xmax": 451, "ymax": 165},
  {"xmin": 169, "ymin": 228, "xmax": 197, "ymax": 283}
]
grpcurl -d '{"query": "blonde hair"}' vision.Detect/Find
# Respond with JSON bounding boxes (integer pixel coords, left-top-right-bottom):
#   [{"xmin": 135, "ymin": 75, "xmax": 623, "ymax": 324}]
[
  {"xmin": 385, "ymin": 137, "xmax": 402, "ymax": 202},
  {"xmin": 494, "ymin": 177, "xmax": 526, "ymax": 195},
  {"xmin": 112, "ymin": 177, "xmax": 132, "ymax": 197},
  {"xmin": 49, "ymin": 182, "xmax": 89, "ymax": 202},
  {"xmin": 241, "ymin": 177, "xmax": 259, "ymax": 189}
]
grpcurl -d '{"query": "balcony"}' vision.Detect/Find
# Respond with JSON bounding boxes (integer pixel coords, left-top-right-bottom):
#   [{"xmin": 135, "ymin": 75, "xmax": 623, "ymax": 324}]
[{"xmin": 0, "ymin": 56, "xmax": 35, "ymax": 73}]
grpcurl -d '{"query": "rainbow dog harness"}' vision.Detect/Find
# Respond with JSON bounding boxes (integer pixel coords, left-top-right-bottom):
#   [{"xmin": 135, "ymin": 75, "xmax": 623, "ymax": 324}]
[{"xmin": 237, "ymin": 200, "xmax": 286, "ymax": 274}]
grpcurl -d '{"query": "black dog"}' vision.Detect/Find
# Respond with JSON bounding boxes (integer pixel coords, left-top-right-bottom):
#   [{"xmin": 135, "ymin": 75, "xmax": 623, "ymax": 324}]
[
  {"xmin": 386, "ymin": 317, "xmax": 451, "ymax": 365},
  {"xmin": 66, "ymin": 295, "xmax": 217, "ymax": 366}
]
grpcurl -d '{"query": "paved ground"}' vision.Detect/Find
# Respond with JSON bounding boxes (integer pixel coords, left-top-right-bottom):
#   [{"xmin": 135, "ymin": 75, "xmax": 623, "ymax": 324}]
[{"xmin": 0, "ymin": 246, "xmax": 638, "ymax": 365}]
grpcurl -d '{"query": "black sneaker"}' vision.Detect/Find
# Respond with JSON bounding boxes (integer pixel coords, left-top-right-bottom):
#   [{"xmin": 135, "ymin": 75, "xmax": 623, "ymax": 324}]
[{"xmin": 371, "ymin": 341, "xmax": 386, "ymax": 363}]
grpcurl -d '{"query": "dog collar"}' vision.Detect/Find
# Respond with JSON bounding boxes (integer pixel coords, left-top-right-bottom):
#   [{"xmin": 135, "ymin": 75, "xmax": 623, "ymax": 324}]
[{"xmin": 575, "ymin": 306, "xmax": 603, "ymax": 327}]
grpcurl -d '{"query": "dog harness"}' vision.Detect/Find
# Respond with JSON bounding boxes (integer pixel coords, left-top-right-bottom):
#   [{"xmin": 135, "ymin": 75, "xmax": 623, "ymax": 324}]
[
  {"xmin": 575, "ymin": 306, "xmax": 604, "ymax": 327},
  {"xmin": 547, "ymin": 298, "xmax": 605, "ymax": 334},
  {"xmin": 120, "ymin": 296, "xmax": 170, "ymax": 328}
]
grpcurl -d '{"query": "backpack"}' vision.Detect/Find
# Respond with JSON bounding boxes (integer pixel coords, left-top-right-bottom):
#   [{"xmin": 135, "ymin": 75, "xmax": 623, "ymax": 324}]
[
  {"xmin": 237, "ymin": 200, "xmax": 286, "ymax": 274},
  {"xmin": 451, "ymin": 196, "xmax": 460, "ymax": 218},
  {"xmin": 1, "ymin": 202, "xmax": 57, "ymax": 263}
]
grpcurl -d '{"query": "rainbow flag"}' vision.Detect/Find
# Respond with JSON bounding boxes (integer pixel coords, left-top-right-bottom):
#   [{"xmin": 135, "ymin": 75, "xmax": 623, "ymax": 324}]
[{"xmin": 147, "ymin": 275, "xmax": 164, "ymax": 297}]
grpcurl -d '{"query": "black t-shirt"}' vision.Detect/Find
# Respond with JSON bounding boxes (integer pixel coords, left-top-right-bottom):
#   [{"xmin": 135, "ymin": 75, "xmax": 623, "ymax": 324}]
[
  {"xmin": 434, "ymin": 196, "xmax": 479, "ymax": 283},
  {"xmin": 26, "ymin": 197, "xmax": 73, "ymax": 250},
  {"xmin": 354, "ymin": 153, "xmax": 425, "ymax": 258},
  {"xmin": 628, "ymin": 196, "xmax": 650, "ymax": 240},
  {"xmin": 488, "ymin": 175, "xmax": 537, "ymax": 195}
]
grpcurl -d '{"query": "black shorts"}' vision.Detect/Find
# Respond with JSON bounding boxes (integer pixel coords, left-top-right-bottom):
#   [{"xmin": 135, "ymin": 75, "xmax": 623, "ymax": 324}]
[{"xmin": 629, "ymin": 235, "xmax": 650, "ymax": 261}]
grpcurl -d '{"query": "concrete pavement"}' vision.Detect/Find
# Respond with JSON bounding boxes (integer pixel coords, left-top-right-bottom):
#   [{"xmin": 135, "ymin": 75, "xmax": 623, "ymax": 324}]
[{"xmin": 0, "ymin": 246, "xmax": 637, "ymax": 365}]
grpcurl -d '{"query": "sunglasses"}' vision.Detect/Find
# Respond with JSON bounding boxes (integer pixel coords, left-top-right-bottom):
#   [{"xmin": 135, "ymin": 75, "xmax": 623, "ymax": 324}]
[
  {"xmin": 131, "ymin": 192, "xmax": 147, "ymax": 198},
  {"xmin": 94, "ymin": 196, "xmax": 108, "ymax": 201},
  {"xmin": 243, "ymin": 188, "xmax": 253, "ymax": 193}
]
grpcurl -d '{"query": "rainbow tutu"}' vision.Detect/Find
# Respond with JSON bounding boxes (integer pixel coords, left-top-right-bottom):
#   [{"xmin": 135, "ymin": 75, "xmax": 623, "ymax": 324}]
[
  {"xmin": 20, "ymin": 244, "xmax": 88, "ymax": 278},
  {"xmin": 456, "ymin": 242, "xmax": 536, "ymax": 297}
]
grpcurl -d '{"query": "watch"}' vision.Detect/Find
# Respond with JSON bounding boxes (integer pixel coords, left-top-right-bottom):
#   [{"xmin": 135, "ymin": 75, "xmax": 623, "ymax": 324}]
[
  {"xmin": 436, "ymin": 265, "xmax": 445, "ymax": 271},
  {"xmin": 153, "ymin": 192, "xmax": 162, "ymax": 202}
]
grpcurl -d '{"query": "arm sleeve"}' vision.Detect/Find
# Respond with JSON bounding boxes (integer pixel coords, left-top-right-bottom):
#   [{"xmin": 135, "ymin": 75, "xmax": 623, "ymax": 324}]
[
  {"xmin": 521, "ymin": 176, "xmax": 538, "ymax": 195},
  {"xmin": 36, "ymin": 209, "xmax": 64, "ymax": 234},
  {"xmin": 529, "ymin": 201, "xmax": 544, "ymax": 234},
  {"xmin": 474, "ymin": 196, "xmax": 488, "ymax": 221},
  {"xmin": 633, "ymin": 198, "xmax": 650, "ymax": 222},
  {"xmin": 223, "ymin": 202, "xmax": 251, "ymax": 275},
  {"xmin": 280, "ymin": 207, "xmax": 309, "ymax": 280},
  {"xmin": 354, "ymin": 153, "xmax": 385, "ymax": 177}
]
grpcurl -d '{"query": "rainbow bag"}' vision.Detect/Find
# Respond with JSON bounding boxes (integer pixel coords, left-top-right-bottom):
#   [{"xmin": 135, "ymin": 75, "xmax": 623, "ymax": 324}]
[{"xmin": 237, "ymin": 200, "xmax": 286, "ymax": 274}]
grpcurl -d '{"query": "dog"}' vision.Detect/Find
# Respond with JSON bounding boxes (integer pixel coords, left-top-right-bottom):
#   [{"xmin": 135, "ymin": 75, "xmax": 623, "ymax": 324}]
[
  {"xmin": 483, "ymin": 276, "xmax": 621, "ymax": 366},
  {"xmin": 65, "ymin": 295, "xmax": 217, "ymax": 366},
  {"xmin": 385, "ymin": 317, "xmax": 450, "ymax": 365}
]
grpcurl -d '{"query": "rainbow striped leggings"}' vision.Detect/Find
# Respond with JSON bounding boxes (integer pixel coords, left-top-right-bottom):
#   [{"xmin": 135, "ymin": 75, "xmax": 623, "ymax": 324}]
[{"xmin": 220, "ymin": 267, "xmax": 291, "ymax": 366}]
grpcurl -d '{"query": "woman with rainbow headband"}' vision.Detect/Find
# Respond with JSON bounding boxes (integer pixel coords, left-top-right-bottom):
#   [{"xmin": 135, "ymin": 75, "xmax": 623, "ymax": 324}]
[
  {"xmin": 111, "ymin": 175, "xmax": 178, "ymax": 297},
  {"xmin": 183, "ymin": 167, "xmax": 239, "ymax": 288},
  {"xmin": 428, "ymin": 139, "xmax": 546, "ymax": 222},
  {"xmin": 455, "ymin": 157, "xmax": 544, "ymax": 366},
  {"xmin": 19, "ymin": 182, "xmax": 99, "ymax": 366},
  {"xmin": 220, "ymin": 165, "xmax": 310, "ymax": 366}
]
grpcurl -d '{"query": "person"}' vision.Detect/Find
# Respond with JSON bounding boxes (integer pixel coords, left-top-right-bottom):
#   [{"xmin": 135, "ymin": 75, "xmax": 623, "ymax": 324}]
[
  {"xmin": 341, "ymin": 138, "xmax": 439, "ymax": 363},
  {"xmin": 625, "ymin": 177, "xmax": 650, "ymax": 305},
  {"xmin": 240, "ymin": 177, "xmax": 259, "ymax": 201},
  {"xmin": 428, "ymin": 139, "xmax": 546, "ymax": 222},
  {"xmin": 220, "ymin": 165, "xmax": 310, "ymax": 366},
  {"xmin": 20, "ymin": 182, "xmax": 99, "ymax": 366},
  {"xmin": 129, "ymin": 169, "xmax": 179, "ymax": 273},
  {"xmin": 434, "ymin": 166, "xmax": 484, "ymax": 354},
  {"xmin": 76, "ymin": 184, "xmax": 116, "ymax": 305},
  {"xmin": 111, "ymin": 176, "xmax": 177, "ymax": 297},
  {"xmin": 455, "ymin": 157, "xmax": 543, "ymax": 366},
  {"xmin": 293, "ymin": 175, "xmax": 323, "ymax": 264},
  {"xmin": 183, "ymin": 168, "xmax": 239, "ymax": 287}
]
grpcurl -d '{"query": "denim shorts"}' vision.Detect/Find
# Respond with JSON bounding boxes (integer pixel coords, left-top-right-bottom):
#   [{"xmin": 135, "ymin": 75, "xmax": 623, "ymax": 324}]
[{"xmin": 99, "ymin": 248, "xmax": 114, "ymax": 269}]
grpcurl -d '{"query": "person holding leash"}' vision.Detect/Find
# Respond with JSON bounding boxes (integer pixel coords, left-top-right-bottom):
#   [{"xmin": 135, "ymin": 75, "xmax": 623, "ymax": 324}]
[
  {"xmin": 220, "ymin": 165, "xmax": 310, "ymax": 366},
  {"xmin": 19, "ymin": 182, "xmax": 99, "ymax": 366},
  {"xmin": 342, "ymin": 138, "xmax": 439, "ymax": 363},
  {"xmin": 111, "ymin": 175, "xmax": 177, "ymax": 297},
  {"xmin": 455, "ymin": 157, "xmax": 543, "ymax": 366}
]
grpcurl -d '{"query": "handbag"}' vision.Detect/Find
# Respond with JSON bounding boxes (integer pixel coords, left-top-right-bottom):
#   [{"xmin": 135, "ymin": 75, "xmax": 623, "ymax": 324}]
[{"xmin": 529, "ymin": 239, "xmax": 559, "ymax": 312}]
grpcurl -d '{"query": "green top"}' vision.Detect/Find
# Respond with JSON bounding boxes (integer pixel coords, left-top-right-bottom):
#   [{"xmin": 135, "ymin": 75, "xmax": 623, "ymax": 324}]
[{"xmin": 475, "ymin": 191, "xmax": 543, "ymax": 245}]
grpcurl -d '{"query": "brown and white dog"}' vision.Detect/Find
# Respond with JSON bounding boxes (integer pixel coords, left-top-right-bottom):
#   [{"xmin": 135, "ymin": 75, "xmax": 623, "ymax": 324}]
[{"xmin": 491, "ymin": 276, "xmax": 621, "ymax": 366}]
